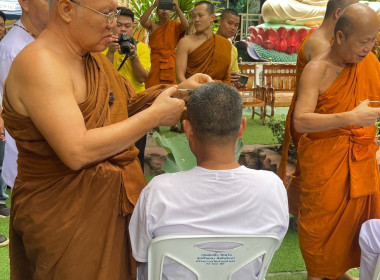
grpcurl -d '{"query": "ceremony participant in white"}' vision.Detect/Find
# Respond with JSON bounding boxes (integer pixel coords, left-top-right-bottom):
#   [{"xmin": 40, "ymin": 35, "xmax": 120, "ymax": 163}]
[
  {"xmin": 359, "ymin": 219, "xmax": 380, "ymax": 280},
  {"xmin": 129, "ymin": 82, "xmax": 289, "ymax": 280}
]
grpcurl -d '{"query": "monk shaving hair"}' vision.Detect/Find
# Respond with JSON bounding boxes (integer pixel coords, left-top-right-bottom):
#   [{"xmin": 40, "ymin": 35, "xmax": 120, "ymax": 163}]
[
  {"xmin": 140, "ymin": 0, "xmax": 188, "ymax": 88},
  {"xmin": 216, "ymin": 8, "xmax": 242, "ymax": 88},
  {"xmin": 176, "ymin": 1, "xmax": 232, "ymax": 84},
  {"xmin": 277, "ymin": 0, "xmax": 358, "ymax": 231},
  {"xmin": 293, "ymin": 3, "xmax": 380, "ymax": 280},
  {"xmin": 2, "ymin": 0, "xmax": 211, "ymax": 278}
]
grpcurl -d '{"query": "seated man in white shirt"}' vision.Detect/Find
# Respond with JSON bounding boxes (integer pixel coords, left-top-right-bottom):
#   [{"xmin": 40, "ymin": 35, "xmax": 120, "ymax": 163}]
[
  {"xmin": 359, "ymin": 219, "xmax": 380, "ymax": 280},
  {"xmin": 129, "ymin": 82, "xmax": 289, "ymax": 280}
]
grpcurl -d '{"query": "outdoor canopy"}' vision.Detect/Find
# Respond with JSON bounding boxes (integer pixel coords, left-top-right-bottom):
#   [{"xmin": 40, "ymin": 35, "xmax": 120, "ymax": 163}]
[{"xmin": 0, "ymin": 0, "xmax": 21, "ymax": 21}]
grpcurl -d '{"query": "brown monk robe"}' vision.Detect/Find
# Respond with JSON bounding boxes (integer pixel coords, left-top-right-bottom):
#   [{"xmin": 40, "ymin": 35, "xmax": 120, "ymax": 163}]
[
  {"xmin": 277, "ymin": 31, "xmax": 313, "ymax": 216},
  {"xmin": 3, "ymin": 52, "xmax": 172, "ymax": 280},
  {"xmin": 145, "ymin": 20, "xmax": 184, "ymax": 88},
  {"xmin": 297, "ymin": 52, "xmax": 380, "ymax": 279},
  {"xmin": 185, "ymin": 34, "xmax": 231, "ymax": 84}
]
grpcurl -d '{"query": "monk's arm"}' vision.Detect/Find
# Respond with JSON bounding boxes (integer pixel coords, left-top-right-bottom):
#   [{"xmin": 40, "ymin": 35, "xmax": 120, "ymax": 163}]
[
  {"xmin": 173, "ymin": 0, "xmax": 189, "ymax": 32},
  {"xmin": 293, "ymin": 62, "xmax": 380, "ymax": 133},
  {"xmin": 140, "ymin": 0, "xmax": 158, "ymax": 31},
  {"xmin": 7, "ymin": 51, "xmax": 185, "ymax": 171},
  {"xmin": 175, "ymin": 38, "xmax": 189, "ymax": 83}
]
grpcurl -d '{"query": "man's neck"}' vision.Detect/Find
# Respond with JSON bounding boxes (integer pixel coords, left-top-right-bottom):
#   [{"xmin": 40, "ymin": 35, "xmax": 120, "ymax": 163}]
[
  {"xmin": 195, "ymin": 28, "xmax": 213, "ymax": 39},
  {"xmin": 194, "ymin": 144, "xmax": 240, "ymax": 170},
  {"xmin": 20, "ymin": 16, "xmax": 42, "ymax": 38},
  {"xmin": 157, "ymin": 17, "xmax": 168, "ymax": 26},
  {"xmin": 318, "ymin": 18, "xmax": 337, "ymax": 42}
]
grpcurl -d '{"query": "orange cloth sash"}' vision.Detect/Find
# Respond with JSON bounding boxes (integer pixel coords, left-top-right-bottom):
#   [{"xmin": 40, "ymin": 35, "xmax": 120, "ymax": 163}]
[
  {"xmin": 145, "ymin": 20, "xmax": 184, "ymax": 88},
  {"xmin": 185, "ymin": 34, "xmax": 231, "ymax": 84},
  {"xmin": 277, "ymin": 31, "xmax": 313, "ymax": 215},
  {"xmin": 297, "ymin": 53, "xmax": 380, "ymax": 279}
]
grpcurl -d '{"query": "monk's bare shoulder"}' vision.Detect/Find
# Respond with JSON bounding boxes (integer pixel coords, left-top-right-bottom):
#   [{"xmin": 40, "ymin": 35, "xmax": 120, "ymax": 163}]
[{"xmin": 304, "ymin": 32, "xmax": 331, "ymax": 61}]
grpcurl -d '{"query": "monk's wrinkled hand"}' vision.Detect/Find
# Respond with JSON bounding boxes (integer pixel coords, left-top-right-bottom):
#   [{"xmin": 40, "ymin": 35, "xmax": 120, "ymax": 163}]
[
  {"xmin": 352, "ymin": 99, "xmax": 380, "ymax": 127},
  {"xmin": 178, "ymin": 73, "xmax": 213, "ymax": 90},
  {"xmin": 151, "ymin": 86, "xmax": 186, "ymax": 126}
]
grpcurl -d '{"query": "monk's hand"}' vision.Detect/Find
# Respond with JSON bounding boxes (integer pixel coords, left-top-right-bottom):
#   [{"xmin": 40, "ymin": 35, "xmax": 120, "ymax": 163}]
[
  {"xmin": 230, "ymin": 72, "xmax": 240, "ymax": 84},
  {"xmin": 352, "ymin": 100, "xmax": 380, "ymax": 127},
  {"xmin": 173, "ymin": 0, "xmax": 179, "ymax": 10},
  {"xmin": 178, "ymin": 73, "xmax": 213, "ymax": 90},
  {"xmin": 150, "ymin": 86, "xmax": 186, "ymax": 126}
]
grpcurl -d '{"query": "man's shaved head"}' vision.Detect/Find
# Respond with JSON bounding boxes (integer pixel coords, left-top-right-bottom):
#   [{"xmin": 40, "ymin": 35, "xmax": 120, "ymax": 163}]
[
  {"xmin": 220, "ymin": 9, "xmax": 239, "ymax": 20},
  {"xmin": 324, "ymin": 0, "xmax": 358, "ymax": 19},
  {"xmin": 334, "ymin": 3, "xmax": 380, "ymax": 38},
  {"xmin": 194, "ymin": 1, "xmax": 214, "ymax": 15}
]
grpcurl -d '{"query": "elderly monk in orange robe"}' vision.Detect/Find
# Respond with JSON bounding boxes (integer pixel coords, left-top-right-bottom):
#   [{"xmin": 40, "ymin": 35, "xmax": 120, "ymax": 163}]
[
  {"xmin": 1, "ymin": 0, "xmax": 211, "ymax": 279},
  {"xmin": 278, "ymin": 0, "xmax": 358, "ymax": 228},
  {"xmin": 293, "ymin": 4, "xmax": 380, "ymax": 280},
  {"xmin": 140, "ymin": 0, "xmax": 188, "ymax": 88},
  {"xmin": 176, "ymin": 1, "xmax": 231, "ymax": 84}
]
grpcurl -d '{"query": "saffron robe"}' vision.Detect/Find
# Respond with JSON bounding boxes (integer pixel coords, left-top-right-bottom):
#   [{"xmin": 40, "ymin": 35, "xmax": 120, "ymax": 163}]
[
  {"xmin": 297, "ymin": 53, "xmax": 380, "ymax": 279},
  {"xmin": 3, "ymin": 52, "xmax": 169, "ymax": 280},
  {"xmin": 145, "ymin": 20, "xmax": 184, "ymax": 88},
  {"xmin": 185, "ymin": 34, "xmax": 231, "ymax": 84},
  {"xmin": 277, "ymin": 31, "xmax": 313, "ymax": 215}
]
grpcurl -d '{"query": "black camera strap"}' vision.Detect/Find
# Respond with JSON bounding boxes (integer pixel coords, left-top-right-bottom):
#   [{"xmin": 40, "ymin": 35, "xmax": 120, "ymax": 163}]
[{"xmin": 117, "ymin": 55, "xmax": 128, "ymax": 72}]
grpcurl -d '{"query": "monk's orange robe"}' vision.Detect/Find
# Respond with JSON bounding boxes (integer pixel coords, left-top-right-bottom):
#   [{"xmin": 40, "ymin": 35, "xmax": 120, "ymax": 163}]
[
  {"xmin": 3, "ymin": 52, "xmax": 169, "ymax": 280},
  {"xmin": 277, "ymin": 31, "xmax": 313, "ymax": 215},
  {"xmin": 185, "ymin": 34, "xmax": 231, "ymax": 84},
  {"xmin": 145, "ymin": 20, "xmax": 184, "ymax": 88},
  {"xmin": 297, "ymin": 53, "xmax": 380, "ymax": 279}
]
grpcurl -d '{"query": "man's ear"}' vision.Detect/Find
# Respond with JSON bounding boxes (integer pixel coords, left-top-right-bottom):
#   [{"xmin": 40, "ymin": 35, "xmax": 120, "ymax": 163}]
[
  {"xmin": 211, "ymin": 14, "xmax": 216, "ymax": 22},
  {"xmin": 335, "ymin": 30, "xmax": 344, "ymax": 44},
  {"xmin": 218, "ymin": 18, "xmax": 222, "ymax": 26},
  {"xmin": 182, "ymin": 119, "xmax": 194, "ymax": 141},
  {"xmin": 57, "ymin": 0, "xmax": 74, "ymax": 23},
  {"xmin": 237, "ymin": 117, "xmax": 247, "ymax": 139},
  {"xmin": 18, "ymin": 0, "xmax": 29, "ymax": 12},
  {"xmin": 334, "ymin": 8, "xmax": 342, "ymax": 20}
]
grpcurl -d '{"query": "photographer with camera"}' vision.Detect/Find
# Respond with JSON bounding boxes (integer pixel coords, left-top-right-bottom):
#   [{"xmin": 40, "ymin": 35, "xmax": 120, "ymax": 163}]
[
  {"xmin": 103, "ymin": 7, "xmax": 151, "ymax": 170},
  {"xmin": 104, "ymin": 7, "xmax": 150, "ymax": 94}
]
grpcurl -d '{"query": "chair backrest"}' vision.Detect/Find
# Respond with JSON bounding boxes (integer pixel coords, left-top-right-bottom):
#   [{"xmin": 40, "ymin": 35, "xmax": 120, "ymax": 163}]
[
  {"xmin": 148, "ymin": 235, "xmax": 280, "ymax": 280},
  {"xmin": 262, "ymin": 64, "xmax": 296, "ymax": 91},
  {"xmin": 238, "ymin": 63, "xmax": 257, "ymax": 89},
  {"xmin": 373, "ymin": 255, "xmax": 380, "ymax": 280}
]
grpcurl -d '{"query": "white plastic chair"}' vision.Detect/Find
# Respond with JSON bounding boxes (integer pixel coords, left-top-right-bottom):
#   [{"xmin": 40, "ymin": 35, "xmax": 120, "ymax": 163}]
[
  {"xmin": 373, "ymin": 256, "xmax": 380, "ymax": 280},
  {"xmin": 148, "ymin": 235, "xmax": 281, "ymax": 280}
]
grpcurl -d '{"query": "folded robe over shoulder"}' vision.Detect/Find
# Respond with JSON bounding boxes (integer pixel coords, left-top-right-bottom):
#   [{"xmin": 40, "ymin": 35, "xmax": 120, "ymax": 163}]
[
  {"xmin": 185, "ymin": 34, "xmax": 231, "ymax": 84},
  {"xmin": 145, "ymin": 20, "xmax": 184, "ymax": 88},
  {"xmin": 297, "ymin": 53, "xmax": 380, "ymax": 279},
  {"xmin": 2, "ymin": 52, "xmax": 170, "ymax": 280}
]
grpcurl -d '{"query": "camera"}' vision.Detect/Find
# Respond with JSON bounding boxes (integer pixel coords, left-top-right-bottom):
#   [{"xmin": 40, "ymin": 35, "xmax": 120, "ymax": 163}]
[
  {"xmin": 158, "ymin": 0, "xmax": 173, "ymax": 10},
  {"xmin": 118, "ymin": 34, "xmax": 136, "ymax": 55}
]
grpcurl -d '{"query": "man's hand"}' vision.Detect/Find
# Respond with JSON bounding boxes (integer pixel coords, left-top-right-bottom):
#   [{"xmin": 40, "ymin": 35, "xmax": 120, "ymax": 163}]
[
  {"xmin": 108, "ymin": 35, "xmax": 119, "ymax": 54},
  {"xmin": 230, "ymin": 72, "xmax": 240, "ymax": 84},
  {"xmin": 173, "ymin": 0, "xmax": 179, "ymax": 11},
  {"xmin": 128, "ymin": 43, "xmax": 136, "ymax": 56},
  {"xmin": 178, "ymin": 73, "xmax": 213, "ymax": 90},
  {"xmin": 351, "ymin": 100, "xmax": 380, "ymax": 127},
  {"xmin": 150, "ymin": 86, "xmax": 186, "ymax": 126}
]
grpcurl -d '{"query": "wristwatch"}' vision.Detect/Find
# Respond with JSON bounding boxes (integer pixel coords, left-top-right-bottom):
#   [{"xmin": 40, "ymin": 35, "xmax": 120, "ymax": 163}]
[{"xmin": 129, "ymin": 53, "xmax": 137, "ymax": 60}]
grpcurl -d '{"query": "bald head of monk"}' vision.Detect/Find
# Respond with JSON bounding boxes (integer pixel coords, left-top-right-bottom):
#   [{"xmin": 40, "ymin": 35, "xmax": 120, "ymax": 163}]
[
  {"xmin": 47, "ymin": 0, "xmax": 118, "ymax": 54},
  {"xmin": 333, "ymin": 3, "xmax": 380, "ymax": 64},
  {"xmin": 217, "ymin": 9, "xmax": 240, "ymax": 39}
]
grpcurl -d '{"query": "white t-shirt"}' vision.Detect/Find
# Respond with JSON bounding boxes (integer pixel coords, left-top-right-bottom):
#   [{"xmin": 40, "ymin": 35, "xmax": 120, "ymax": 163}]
[
  {"xmin": 359, "ymin": 219, "xmax": 380, "ymax": 280},
  {"xmin": 0, "ymin": 20, "xmax": 33, "ymax": 187},
  {"xmin": 129, "ymin": 166, "xmax": 289, "ymax": 280}
]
